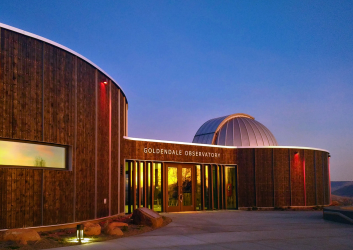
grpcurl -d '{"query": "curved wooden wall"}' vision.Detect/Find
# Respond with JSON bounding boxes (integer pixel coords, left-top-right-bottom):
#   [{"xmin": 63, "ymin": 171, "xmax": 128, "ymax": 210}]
[
  {"xmin": 237, "ymin": 148, "xmax": 331, "ymax": 208},
  {"xmin": 0, "ymin": 27, "xmax": 127, "ymax": 229}
]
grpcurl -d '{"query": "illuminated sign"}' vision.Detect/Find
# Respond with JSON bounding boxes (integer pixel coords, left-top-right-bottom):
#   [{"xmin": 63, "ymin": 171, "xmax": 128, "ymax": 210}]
[{"xmin": 143, "ymin": 148, "xmax": 221, "ymax": 158}]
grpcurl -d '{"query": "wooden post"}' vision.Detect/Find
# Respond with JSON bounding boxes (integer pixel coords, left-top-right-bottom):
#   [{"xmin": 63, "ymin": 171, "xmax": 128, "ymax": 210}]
[
  {"xmin": 201, "ymin": 164, "xmax": 205, "ymax": 210},
  {"xmin": 132, "ymin": 160, "xmax": 136, "ymax": 210},
  {"xmin": 210, "ymin": 165, "xmax": 214, "ymax": 210},
  {"xmin": 150, "ymin": 162, "xmax": 154, "ymax": 211}
]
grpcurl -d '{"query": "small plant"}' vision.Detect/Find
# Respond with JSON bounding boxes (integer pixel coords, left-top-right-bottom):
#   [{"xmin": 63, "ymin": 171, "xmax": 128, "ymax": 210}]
[
  {"xmin": 122, "ymin": 225, "xmax": 128, "ymax": 232},
  {"xmin": 252, "ymin": 206, "xmax": 258, "ymax": 211}
]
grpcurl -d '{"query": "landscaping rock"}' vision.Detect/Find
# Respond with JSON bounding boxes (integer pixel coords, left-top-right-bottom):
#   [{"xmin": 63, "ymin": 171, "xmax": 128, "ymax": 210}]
[
  {"xmin": 106, "ymin": 227, "xmax": 124, "ymax": 236},
  {"xmin": 105, "ymin": 222, "xmax": 127, "ymax": 235},
  {"xmin": 2, "ymin": 229, "xmax": 40, "ymax": 245},
  {"xmin": 83, "ymin": 222, "xmax": 101, "ymax": 236},
  {"xmin": 132, "ymin": 207, "xmax": 163, "ymax": 229}
]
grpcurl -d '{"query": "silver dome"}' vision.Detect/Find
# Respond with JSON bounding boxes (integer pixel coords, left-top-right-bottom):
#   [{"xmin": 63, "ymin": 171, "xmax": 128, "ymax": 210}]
[{"xmin": 192, "ymin": 113, "xmax": 278, "ymax": 146}]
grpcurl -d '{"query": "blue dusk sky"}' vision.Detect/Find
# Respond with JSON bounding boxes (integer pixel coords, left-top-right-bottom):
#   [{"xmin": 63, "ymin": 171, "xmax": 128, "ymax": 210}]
[{"xmin": 0, "ymin": 1, "xmax": 352, "ymax": 181}]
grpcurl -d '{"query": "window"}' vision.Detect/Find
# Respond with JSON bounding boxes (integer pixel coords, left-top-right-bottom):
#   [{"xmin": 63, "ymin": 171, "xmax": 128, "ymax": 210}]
[{"xmin": 0, "ymin": 140, "xmax": 68, "ymax": 169}]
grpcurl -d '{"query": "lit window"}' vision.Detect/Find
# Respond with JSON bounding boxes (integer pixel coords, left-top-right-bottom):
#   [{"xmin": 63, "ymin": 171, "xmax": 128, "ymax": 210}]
[{"xmin": 0, "ymin": 140, "xmax": 67, "ymax": 169}]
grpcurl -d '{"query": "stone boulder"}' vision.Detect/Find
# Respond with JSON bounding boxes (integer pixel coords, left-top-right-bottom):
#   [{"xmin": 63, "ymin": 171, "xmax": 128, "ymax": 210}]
[
  {"xmin": 105, "ymin": 222, "xmax": 127, "ymax": 236},
  {"xmin": 83, "ymin": 222, "xmax": 101, "ymax": 236},
  {"xmin": 2, "ymin": 229, "xmax": 40, "ymax": 245},
  {"xmin": 132, "ymin": 207, "xmax": 163, "ymax": 229}
]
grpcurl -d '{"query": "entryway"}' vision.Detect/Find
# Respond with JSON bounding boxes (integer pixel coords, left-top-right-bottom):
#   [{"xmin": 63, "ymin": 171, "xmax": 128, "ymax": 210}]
[{"xmin": 165, "ymin": 163, "xmax": 194, "ymax": 212}]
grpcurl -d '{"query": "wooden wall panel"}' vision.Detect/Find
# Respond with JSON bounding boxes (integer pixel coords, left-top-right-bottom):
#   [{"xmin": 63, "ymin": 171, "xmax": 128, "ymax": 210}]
[
  {"xmin": 111, "ymin": 86, "xmax": 120, "ymax": 215},
  {"xmin": 0, "ymin": 29, "xmax": 43, "ymax": 140},
  {"xmin": 0, "ymin": 29, "xmax": 44, "ymax": 229},
  {"xmin": 273, "ymin": 149, "xmax": 290, "ymax": 207},
  {"xmin": 42, "ymin": 44, "xmax": 75, "ymax": 225},
  {"xmin": 2, "ymin": 168, "xmax": 42, "ymax": 229},
  {"xmin": 120, "ymin": 95, "xmax": 126, "ymax": 214},
  {"xmin": 290, "ymin": 149, "xmax": 305, "ymax": 206},
  {"xmin": 33, "ymin": 170, "xmax": 42, "ymax": 226},
  {"xmin": 255, "ymin": 149, "xmax": 273, "ymax": 207},
  {"xmin": 323, "ymin": 153, "xmax": 330, "ymax": 205},
  {"xmin": 75, "ymin": 59, "xmax": 96, "ymax": 221},
  {"xmin": 237, "ymin": 149, "xmax": 255, "ymax": 207},
  {"xmin": 0, "ymin": 168, "xmax": 5, "ymax": 229},
  {"xmin": 75, "ymin": 60, "xmax": 93, "ymax": 220},
  {"xmin": 96, "ymin": 72, "xmax": 109, "ymax": 218},
  {"xmin": 305, "ymin": 150, "xmax": 316, "ymax": 206},
  {"xmin": 315, "ymin": 151, "xmax": 324, "ymax": 205}
]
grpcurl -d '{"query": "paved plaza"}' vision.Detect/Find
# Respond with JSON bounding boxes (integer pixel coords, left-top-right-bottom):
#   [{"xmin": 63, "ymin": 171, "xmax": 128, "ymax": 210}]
[{"xmin": 58, "ymin": 210, "xmax": 353, "ymax": 250}]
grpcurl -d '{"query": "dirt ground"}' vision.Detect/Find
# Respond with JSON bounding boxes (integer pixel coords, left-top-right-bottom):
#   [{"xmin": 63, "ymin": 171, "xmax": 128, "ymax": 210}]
[
  {"xmin": 0, "ymin": 215, "xmax": 172, "ymax": 250},
  {"xmin": 341, "ymin": 206, "xmax": 353, "ymax": 211}
]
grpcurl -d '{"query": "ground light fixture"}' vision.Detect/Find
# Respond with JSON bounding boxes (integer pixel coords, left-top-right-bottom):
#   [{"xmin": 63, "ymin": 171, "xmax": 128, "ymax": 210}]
[{"xmin": 77, "ymin": 224, "xmax": 84, "ymax": 243}]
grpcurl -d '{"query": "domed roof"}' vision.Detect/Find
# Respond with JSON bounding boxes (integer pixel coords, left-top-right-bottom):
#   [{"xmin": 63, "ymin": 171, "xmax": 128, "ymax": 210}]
[{"xmin": 192, "ymin": 113, "xmax": 278, "ymax": 146}]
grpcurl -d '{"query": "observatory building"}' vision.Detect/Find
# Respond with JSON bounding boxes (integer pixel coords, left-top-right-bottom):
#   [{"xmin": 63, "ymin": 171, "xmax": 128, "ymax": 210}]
[{"xmin": 0, "ymin": 23, "xmax": 330, "ymax": 230}]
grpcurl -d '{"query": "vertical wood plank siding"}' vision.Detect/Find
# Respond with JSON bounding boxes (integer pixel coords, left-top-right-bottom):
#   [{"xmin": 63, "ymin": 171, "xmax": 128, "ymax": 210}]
[
  {"xmin": 315, "ymin": 152, "xmax": 324, "ymax": 205},
  {"xmin": 323, "ymin": 153, "xmax": 330, "ymax": 205},
  {"xmin": 273, "ymin": 149, "xmax": 290, "ymax": 207},
  {"xmin": 255, "ymin": 149, "xmax": 274, "ymax": 207},
  {"xmin": 305, "ymin": 150, "xmax": 316, "ymax": 206},
  {"xmin": 0, "ymin": 29, "xmax": 44, "ymax": 228},
  {"xmin": 96, "ymin": 72, "xmax": 110, "ymax": 218},
  {"xmin": 237, "ymin": 149, "xmax": 256, "ymax": 207},
  {"xmin": 76, "ymin": 59, "xmax": 96, "ymax": 221},
  {"xmin": 0, "ymin": 28, "xmax": 127, "ymax": 229},
  {"xmin": 111, "ymin": 87, "xmax": 120, "ymax": 215},
  {"xmin": 43, "ymin": 43, "xmax": 75, "ymax": 225},
  {"xmin": 290, "ymin": 149, "xmax": 305, "ymax": 206},
  {"xmin": 119, "ymin": 94, "xmax": 126, "ymax": 213}
]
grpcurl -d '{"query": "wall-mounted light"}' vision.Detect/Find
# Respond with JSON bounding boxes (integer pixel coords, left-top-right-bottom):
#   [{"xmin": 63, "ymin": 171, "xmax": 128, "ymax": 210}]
[
  {"xmin": 294, "ymin": 151, "xmax": 299, "ymax": 155},
  {"xmin": 77, "ymin": 224, "xmax": 84, "ymax": 243},
  {"xmin": 328, "ymin": 154, "xmax": 331, "ymax": 158},
  {"xmin": 101, "ymin": 81, "xmax": 108, "ymax": 85}
]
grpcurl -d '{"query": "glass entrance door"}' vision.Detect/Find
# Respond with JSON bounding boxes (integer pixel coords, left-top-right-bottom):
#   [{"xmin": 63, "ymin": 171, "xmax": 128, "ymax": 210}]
[{"xmin": 166, "ymin": 164, "xmax": 194, "ymax": 212}]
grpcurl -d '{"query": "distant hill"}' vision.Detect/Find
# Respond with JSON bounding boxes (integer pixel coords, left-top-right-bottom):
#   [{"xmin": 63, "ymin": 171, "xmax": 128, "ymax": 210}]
[{"xmin": 331, "ymin": 181, "xmax": 353, "ymax": 197}]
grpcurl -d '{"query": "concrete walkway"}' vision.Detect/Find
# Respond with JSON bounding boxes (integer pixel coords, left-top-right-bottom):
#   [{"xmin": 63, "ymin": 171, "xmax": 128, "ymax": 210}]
[{"xmin": 57, "ymin": 210, "xmax": 353, "ymax": 250}]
